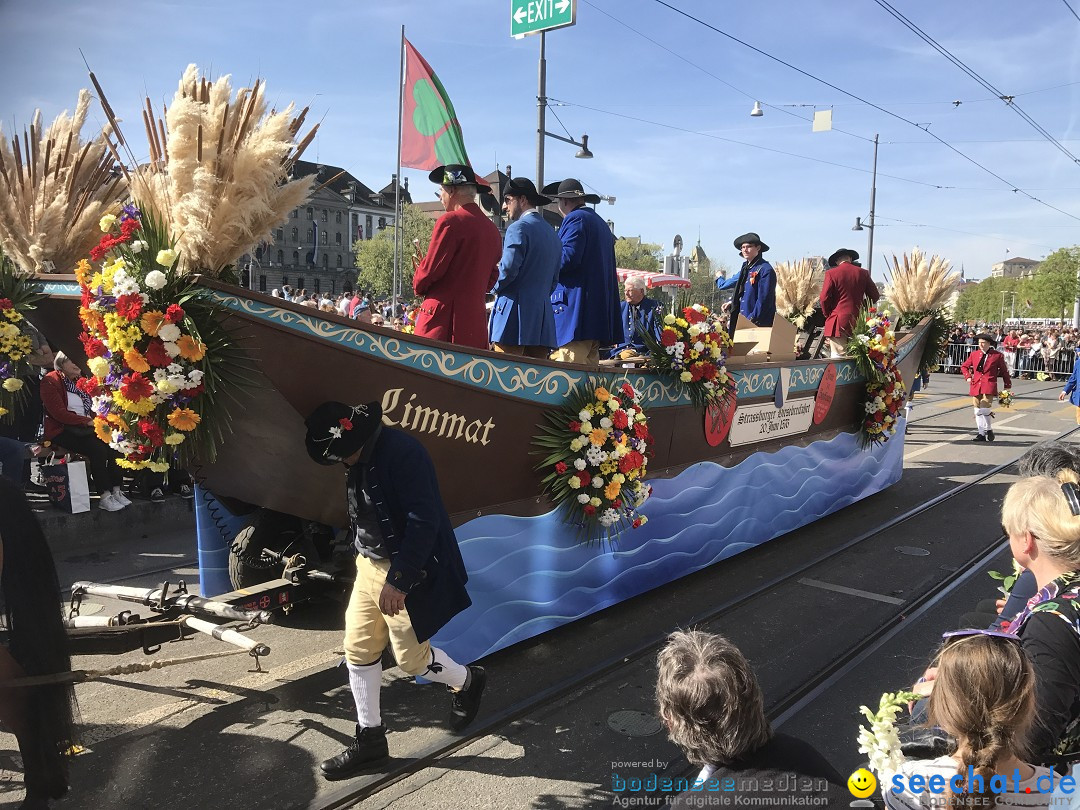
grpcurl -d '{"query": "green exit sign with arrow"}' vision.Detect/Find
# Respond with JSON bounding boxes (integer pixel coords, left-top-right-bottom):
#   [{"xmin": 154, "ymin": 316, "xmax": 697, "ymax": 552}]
[{"xmin": 511, "ymin": 0, "xmax": 575, "ymax": 37}]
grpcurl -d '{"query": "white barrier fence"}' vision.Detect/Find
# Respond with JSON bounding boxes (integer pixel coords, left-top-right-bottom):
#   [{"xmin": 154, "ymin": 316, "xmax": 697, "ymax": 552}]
[{"xmin": 938, "ymin": 343, "xmax": 1077, "ymax": 381}]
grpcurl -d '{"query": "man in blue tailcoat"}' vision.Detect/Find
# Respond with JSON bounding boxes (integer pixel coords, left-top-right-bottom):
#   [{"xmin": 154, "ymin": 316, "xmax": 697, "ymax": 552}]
[
  {"xmin": 542, "ymin": 178, "xmax": 621, "ymax": 366},
  {"xmin": 489, "ymin": 177, "xmax": 562, "ymax": 358},
  {"xmin": 305, "ymin": 401, "xmax": 486, "ymax": 779},
  {"xmin": 717, "ymin": 231, "xmax": 776, "ymax": 337},
  {"xmin": 606, "ymin": 274, "xmax": 662, "ymax": 359}
]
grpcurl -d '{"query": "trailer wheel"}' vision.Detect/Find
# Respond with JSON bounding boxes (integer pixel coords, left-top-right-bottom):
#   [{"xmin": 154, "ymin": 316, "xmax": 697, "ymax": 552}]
[{"xmin": 227, "ymin": 510, "xmax": 303, "ymax": 590}]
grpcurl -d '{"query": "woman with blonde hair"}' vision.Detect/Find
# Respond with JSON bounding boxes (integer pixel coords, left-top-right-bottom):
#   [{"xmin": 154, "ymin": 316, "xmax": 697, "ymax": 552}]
[{"xmin": 889, "ymin": 632, "xmax": 1056, "ymax": 808}]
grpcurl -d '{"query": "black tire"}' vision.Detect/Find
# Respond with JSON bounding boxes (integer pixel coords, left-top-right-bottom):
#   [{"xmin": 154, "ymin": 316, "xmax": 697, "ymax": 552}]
[{"xmin": 227, "ymin": 510, "xmax": 303, "ymax": 590}]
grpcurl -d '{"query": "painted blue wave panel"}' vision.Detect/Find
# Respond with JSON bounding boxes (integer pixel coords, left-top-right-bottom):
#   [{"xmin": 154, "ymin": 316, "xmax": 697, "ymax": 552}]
[{"xmin": 432, "ymin": 426, "xmax": 906, "ymax": 663}]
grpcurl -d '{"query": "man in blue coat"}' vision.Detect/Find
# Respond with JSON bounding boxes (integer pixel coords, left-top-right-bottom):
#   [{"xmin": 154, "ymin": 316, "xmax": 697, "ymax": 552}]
[
  {"xmin": 717, "ymin": 232, "xmax": 776, "ymax": 337},
  {"xmin": 489, "ymin": 177, "xmax": 561, "ymax": 358},
  {"xmin": 606, "ymin": 275, "xmax": 662, "ymax": 359},
  {"xmin": 542, "ymin": 178, "xmax": 621, "ymax": 366},
  {"xmin": 305, "ymin": 401, "xmax": 485, "ymax": 779}
]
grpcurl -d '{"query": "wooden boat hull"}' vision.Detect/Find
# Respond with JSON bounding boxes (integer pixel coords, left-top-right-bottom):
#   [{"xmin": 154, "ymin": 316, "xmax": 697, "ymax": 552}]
[{"xmin": 34, "ymin": 278, "xmax": 929, "ymax": 662}]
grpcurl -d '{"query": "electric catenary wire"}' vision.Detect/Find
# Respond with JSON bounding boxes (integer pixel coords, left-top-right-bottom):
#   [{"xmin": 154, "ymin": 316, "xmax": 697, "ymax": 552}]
[{"xmin": 648, "ymin": 0, "xmax": 1080, "ymax": 223}]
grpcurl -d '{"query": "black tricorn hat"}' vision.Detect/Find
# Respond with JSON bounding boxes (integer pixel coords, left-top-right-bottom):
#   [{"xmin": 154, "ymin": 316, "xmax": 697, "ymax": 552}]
[
  {"xmin": 975, "ymin": 333, "xmax": 997, "ymax": 346},
  {"xmin": 733, "ymin": 232, "xmax": 770, "ymax": 253},
  {"xmin": 304, "ymin": 401, "xmax": 383, "ymax": 466},
  {"xmin": 502, "ymin": 176, "xmax": 551, "ymax": 207},
  {"xmin": 541, "ymin": 178, "xmax": 601, "ymax": 204},
  {"xmin": 828, "ymin": 248, "xmax": 860, "ymax": 267},
  {"xmin": 429, "ymin": 164, "xmax": 480, "ymax": 187}
]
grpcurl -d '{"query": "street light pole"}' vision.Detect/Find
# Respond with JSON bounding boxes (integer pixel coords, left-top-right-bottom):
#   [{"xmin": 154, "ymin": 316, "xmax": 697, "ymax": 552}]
[
  {"xmin": 536, "ymin": 32, "xmax": 547, "ymax": 189},
  {"xmin": 866, "ymin": 133, "xmax": 878, "ymax": 276}
]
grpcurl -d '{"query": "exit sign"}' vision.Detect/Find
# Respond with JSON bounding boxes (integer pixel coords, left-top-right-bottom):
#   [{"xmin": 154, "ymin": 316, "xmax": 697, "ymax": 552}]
[{"xmin": 511, "ymin": 0, "xmax": 576, "ymax": 37}]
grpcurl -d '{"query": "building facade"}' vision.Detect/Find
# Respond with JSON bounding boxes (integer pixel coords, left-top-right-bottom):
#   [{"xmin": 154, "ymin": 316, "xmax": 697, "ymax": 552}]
[{"xmin": 990, "ymin": 257, "xmax": 1040, "ymax": 279}]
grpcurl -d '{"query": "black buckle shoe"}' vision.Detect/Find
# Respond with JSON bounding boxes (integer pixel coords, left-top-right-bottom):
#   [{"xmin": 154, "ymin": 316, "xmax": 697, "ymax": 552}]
[
  {"xmin": 972, "ymin": 433, "xmax": 987, "ymax": 442},
  {"xmin": 986, "ymin": 430, "xmax": 995, "ymax": 442},
  {"xmin": 319, "ymin": 724, "xmax": 389, "ymax": 780},
  {"xmin": 449, "ymin": 666, "xmax": 487, "ymax": 732}
]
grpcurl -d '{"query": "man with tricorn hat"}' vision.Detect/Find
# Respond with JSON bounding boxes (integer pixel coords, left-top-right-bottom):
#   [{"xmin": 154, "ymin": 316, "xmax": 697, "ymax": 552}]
[
  {"xmin": 717, "ymin": 232, "xmax": 776, "ymax": 338},
  {"xmin": 304, "ymin": 401, "xmax": 486, "ymax": 778},
  {"xmin": 413, "ymin": 164, "xmax": 502, "ymax": 349},
  {"xmin": 961, "ymin": 333, "xmax": 1012, "ymax": 442},
  {"xmin": 541, "ymin": 177, "xmax": 621, "ymax": 366},
  {"xmin": 819, "ymin": 247, "xmax": 880, "ymax": 357},
  {"xmin": 489, "ymin": 177, "xmax": 562, "ymax": 357}
]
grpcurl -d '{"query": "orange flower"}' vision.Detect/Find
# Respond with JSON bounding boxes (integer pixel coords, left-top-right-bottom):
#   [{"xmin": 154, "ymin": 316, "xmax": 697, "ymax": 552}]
[
  {"xmin": 595, "ymin": 387, "xmax": 611, "ymax": 402},
  {"xmin": 80, "ymin": 307, "xmax": 103, "ymax": 332},
  {"xmin": 167, "ymin": 407, "xmax": 201, "ymax": 432},
  {"xmin": 94, "ymin": 417, "xmax": 112, "ymax": 444},
  {"xmin": 175, "ymin": 334, "xmax": 206, "ymax": 362},
  {"xmin": 105, "ymin": 413, "xmax": 130, "ymax": 432},
  {"xmin": 140, "ymin": 310, "xmax": 167, "ymax": 337},
  {"xmin": 124, "ymin": 348, "xmax": 150, "ymax": 373},
  {"xmin": 604, "ymin": 480, "xmax": 621, "ymax": 500},
  {"xmin": 75, "ymin": 259, "xmax": 92, "ymax": 285},
  {"xmin": 589, "ymin": 428, "xmax": 607, "ymax": 446}
]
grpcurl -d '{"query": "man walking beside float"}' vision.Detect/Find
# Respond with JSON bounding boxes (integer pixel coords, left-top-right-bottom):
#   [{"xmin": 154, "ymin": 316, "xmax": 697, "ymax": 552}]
[{"xmin": 961, "ymin": 333, "xmax": 1012, "ymax": 442}]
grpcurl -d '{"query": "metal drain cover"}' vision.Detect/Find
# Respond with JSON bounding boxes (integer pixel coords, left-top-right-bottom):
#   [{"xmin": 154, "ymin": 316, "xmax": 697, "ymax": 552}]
[
  {"xmin": 895, "ymin": 546, "xmax": 931, "ymax": 556},
  {"xmin": 607, "ymin": 710, "xmax": 663, "ymax": 737}
]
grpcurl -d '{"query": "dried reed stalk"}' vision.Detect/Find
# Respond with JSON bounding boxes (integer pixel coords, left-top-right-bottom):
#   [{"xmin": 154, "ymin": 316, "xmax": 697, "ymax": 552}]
[
  {"xmin": 884, "ymin": 247, "xmax": 959, "ymax": 315},
  {"xmin": 0, "ymin": 90, "xmax": 127, "ymax": 275},
  {"xmin": 774, "ymin": 258, "xmax": 825, "ymax": 322},
  {"xmin": 101, "ymin": 64, "xmax": 316, "ymax": 276}
]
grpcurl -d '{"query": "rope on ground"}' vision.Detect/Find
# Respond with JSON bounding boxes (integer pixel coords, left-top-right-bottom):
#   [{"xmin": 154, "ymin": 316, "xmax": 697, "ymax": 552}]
[{"xmin": 0, "ymin": 648, "xmax": 253, "ymax": 688}]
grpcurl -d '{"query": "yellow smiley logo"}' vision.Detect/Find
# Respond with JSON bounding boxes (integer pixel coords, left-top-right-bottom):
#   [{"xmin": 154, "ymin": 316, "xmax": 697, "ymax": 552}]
[{"xmin": 847, "ymin": 768, "xmax": 877, "ymax": 799}]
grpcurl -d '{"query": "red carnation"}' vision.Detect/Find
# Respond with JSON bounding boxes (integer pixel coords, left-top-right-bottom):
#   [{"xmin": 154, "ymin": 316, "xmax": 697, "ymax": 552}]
[
  {"xmin": 690, "ymin": 365, "xmax": 704, "ymax": 382},
  {"xmin": 576, "ymin": 470, "xmax": 591, "ymax": 487},
  {"xmin": 621, "ymin": 383, "xmax": 635, "ymax": 398},
  {"xmin": 619, "ymin": 450, "xmax": 645, "ymax": 474},
  {"xmin": 568, "ymin": 420, "xmax": 582, "ymax": 432},
  {"xmin": 583, "ymin": 504, "xmax": 596, "ymax": 516},
  {"xmin": 165, "ymin": 304, "xmax": 185, "ymax": 324},
  {"xmin": 119, "ymin": 372, "xmax": 154, "ymax": 402},
  {"xmin": 611, "ymin": 410, "xmax": 629, "ymax": 430},
  {"xmin": 186, "ymin": 382, "xmax": 205, "ymax": 399},
  {"xmin": 0, "ymin": 298, "xmax": 11, "ymax": 310},
  {"xmin": 682, "ymin": 306, "xmax": 705, "ymax": 325},
  {"xmin": 634, "ymin": 422, "xmax": 649, "ymax": 440},
  {"xmin": 660, "ymin": 329, "xmax": 677, "ymax": 347},
  {"xmin": 76, "ymin": 377, "xmax": 101, "ymax": 397},
  {"xmin": 145, "ymin": 339, "xmax": 171, "ymax": 367},
  {"xmin": 555, "ymin": 461, "xmax": 568, "ymax": 474},
  {"xmin": 611, "ymin": 500, "xmax": 622, "ymax": 510},
  {"xmin": 116, "ymin": 293, "xmax": 143, "ymax": 321},
  {"xmin": 339, "ymin": 417, "xmax": 353, "ymax": 431}
]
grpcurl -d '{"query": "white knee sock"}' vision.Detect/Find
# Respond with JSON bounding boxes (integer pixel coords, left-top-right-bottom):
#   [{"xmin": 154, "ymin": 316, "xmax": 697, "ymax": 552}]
[
  {"xmin": 975, "ymin": 408, "xmax": 991, "ymax": 433},
  {"xmin": 420, "ymin": 647, "xmax": 468, "ymax": 690},
  {"xmin": 347, "ymin": 661, "xmax": 382, "ymax": 727}
]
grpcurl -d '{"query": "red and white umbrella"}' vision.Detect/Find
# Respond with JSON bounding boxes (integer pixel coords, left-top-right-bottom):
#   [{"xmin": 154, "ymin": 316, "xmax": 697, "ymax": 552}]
[{"xmin": 615, "ymin": 269, "xmax": 692, "ymax": 289}]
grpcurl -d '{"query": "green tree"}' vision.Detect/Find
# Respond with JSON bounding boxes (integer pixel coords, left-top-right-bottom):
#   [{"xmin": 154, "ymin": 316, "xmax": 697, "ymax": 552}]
[
  {"xmin": 1030, "ymin": 247, "xmax": 1080, "ymax": 322},
  {"xmin": 614, "ymin": 238, "xmax": 662, "ymax": 271},
  {"xmin": 354, "ymin": 203, "xmax": 435, "ymax": 298}
]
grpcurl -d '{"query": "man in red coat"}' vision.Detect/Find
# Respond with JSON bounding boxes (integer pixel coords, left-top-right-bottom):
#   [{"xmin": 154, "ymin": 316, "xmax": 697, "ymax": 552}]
[
  {"xmin": 819, "ymin": 248, "xmax": 880, "ymax": 357},
  {"xmin": 961, "ymin": 333, "xmax": 1012, "ymax": 442},
  {"xmin": 412, "ymin": 165, "xmax": 501, "ymax": 350}
]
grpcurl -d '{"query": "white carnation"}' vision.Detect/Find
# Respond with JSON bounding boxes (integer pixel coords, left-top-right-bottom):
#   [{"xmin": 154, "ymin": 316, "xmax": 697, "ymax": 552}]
[
  {"xmin": 144, "ymin": 270, "xmax": 167, "ymax": 290},
  {"xmin": 157, "ymin": 323, "xmax": 181, "ymax": 343}
]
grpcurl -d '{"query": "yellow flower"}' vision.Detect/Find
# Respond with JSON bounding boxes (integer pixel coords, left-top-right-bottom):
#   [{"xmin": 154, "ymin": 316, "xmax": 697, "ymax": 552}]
[
  {"xmin": 157, "ymin": 379, "xmax": 178, "ymax": 395},
  {"xmin": 176, "ymin": 334, "xmax": 206, "ymax": 362},
  {"xmin": 94, "ymin": 418, "xmax": 112, "ymax": 443},
  {"xmin": 604, "ymin": 481, "xmax": 621, "ymax": 500},
  {"xmin": 113, "ymin": 392, "xmax": 156, "ymax": 416},
  {"xmin": 156, "ymin": 249, "xmax": 178, "ymax": 268},
  {"xmin": 595, "ymin": 387, "xmax": 611, "ymax": 402},
  {"xmin": 141, "ymin": 311, "xmax": 167, "ymax": 337},
  {"xmin": 99, "ymin": 214, "xmax": 117, "ymax": 232},
  {"xmin": 663, "ymin": 314, "xmax": 675, "ymax": 325},
  {"xmin": 2, "ymin": 377, "xmax": 23, "ymax": 392},
  {"xmin": 569, "ymin": 438, "xmax": 584, "ymax": 452},
  {"xmin": 124, "ymin": 349, "xmax": 150, "ymax": 373},
  {"xmin": 105, "ymin": 413, "xmax": 131, "ymax": 432},
  {"xmin": 149, "ymin": 462, "xmax": 171, "ymax": 474},
  {"xmin": 0, "ymin": 406, "xmax": 7, "ymax": 417},
  {"xmin": 589, "ymin": 428, "xmax": 607, "ymax": 446},
  {"xmin": 164, "ymin": 433, "xmax": 185, "ymax": 446},
  {"xmin": 75, "ymin": 259, "xmax": 92, "ymax": 285},
  {"xmin": 87, "ymin": 356, "xmax": 110, "ymax": 378},
  {"xmin": 589, "ymin": 497, "xmax": 601, "ymax": 507},
  {"xmin": 167, "ymin": 407, "xmax": 201, "ymax": 432},
  {"xmin": 680, "ymin": 371, "xmax": 693, "ymax": 383},
  {"xmin": 600, "ymin": 460, "xmax": 617, "ymax": 475}
]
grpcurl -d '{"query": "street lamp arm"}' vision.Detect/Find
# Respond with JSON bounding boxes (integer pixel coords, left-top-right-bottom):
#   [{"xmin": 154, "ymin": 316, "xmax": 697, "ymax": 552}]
[{"xmin": 543, "ymin": 130, "xmax": 584, "ymax": 148}]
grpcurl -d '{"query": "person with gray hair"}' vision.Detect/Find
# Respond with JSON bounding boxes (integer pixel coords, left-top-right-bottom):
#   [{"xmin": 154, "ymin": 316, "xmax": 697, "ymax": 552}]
[
  {"xmin": 656, "ymin": 630, "xmax": 845, "ymax": 806},
  {"xmin": 606, "ymin": 274, "xmax": 662, "ymax": 360}
]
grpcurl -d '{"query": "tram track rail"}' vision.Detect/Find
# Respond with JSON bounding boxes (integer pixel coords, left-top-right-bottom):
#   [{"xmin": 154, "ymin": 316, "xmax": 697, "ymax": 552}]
[{"xmin": 308, "ymin": 414, "xmax": 1080, "ymax": 809}]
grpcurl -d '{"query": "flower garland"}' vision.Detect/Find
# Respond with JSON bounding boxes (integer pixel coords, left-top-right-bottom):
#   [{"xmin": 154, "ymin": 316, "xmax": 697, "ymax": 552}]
[
  {"xmin": 846, "ymin": 306, "xmax": 906, "ymax": 448},
  {"xmin": 76, "ymin": 205, "xmax": 241, "ymax": 471},
  {"xmin": 533, "ymin": 379, "xmax": 653, "ymax": 543},
  {"xmin": 643, "ymin": 298, "xmax": 734, "ymax": 413},
  {"xmin": 0, "ymin": 255, "xmax": 45, "ymax": 420},
  {"xmin": 856, "ymin": 690, "xmax": 919, "ymax": 778}
]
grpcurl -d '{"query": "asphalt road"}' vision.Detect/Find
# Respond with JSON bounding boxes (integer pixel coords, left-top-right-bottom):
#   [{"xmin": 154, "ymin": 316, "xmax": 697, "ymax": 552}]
[{"xmin": 2, "ymin": 373, "xmax": 1074, "ymax": 809}]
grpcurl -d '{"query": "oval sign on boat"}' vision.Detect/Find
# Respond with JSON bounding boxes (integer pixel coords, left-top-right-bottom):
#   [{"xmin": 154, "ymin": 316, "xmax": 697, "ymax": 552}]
[
  {"xmin": 813, "ymin": 364, "xmax": 837, "ymax": 425},
  {"xmin": 704, "ymin": 393, "xmax": 737, "ymax": 446}
]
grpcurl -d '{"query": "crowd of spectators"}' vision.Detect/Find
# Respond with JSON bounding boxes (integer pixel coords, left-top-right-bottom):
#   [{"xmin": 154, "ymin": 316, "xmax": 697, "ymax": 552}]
[{"xmin": 944, "ymin": 323, "xmax": 1080, "ymax": 379}]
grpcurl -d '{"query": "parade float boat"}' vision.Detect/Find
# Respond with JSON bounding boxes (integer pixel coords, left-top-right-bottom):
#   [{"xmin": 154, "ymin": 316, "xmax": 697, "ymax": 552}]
[{"xmin": 31, "ymin": 277, "xmax": 930, "ymax": 664}]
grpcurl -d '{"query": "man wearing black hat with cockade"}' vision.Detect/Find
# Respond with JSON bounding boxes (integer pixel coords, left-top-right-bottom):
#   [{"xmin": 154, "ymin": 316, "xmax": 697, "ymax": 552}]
[
  {"xmin": 413, "ymin": 164, "xmax": 502, "ymax": 350},
  {"xmin": 717, "ymin": 232, "xmax": 776, "ymax": 338},
  {"xmin": 489, "ymin": 177, "xmax": 562, "ymax": 358},
  {"xmin": 304, "ymin": 401, "xmax": 485, "ymax": 779},
  {"xmin": 961, "ymin": 333, "xmax": 1011, "ymax": 442},
  {"xmin": 541, "ymin": 178, "xmax": 621, "ymax": 366},
  {"xmin": 820, "ymin": 247, "xmax": 880, "ymax": 357}
]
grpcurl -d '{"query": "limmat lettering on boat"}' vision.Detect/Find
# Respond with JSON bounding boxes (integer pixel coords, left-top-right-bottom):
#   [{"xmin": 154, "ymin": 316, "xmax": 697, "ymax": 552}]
[{"xmin": 380, "ymin": 387, "xmax": 496, "ymax": 445}]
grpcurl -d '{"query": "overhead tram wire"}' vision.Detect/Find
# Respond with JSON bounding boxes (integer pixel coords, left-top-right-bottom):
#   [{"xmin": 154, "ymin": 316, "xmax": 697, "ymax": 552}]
[
  {"xmin": 872, "ymin": 0, "xmax": 1080, "ymax": 168},
  {"xmin": 545, "ymin": 97, "xmax": 953, "ymax": 189},
  {"xmin": 580, "ymin": 0, "xmax": 871, "ymax": 142},
  {"xmin": 1062, "ymin": 0, "xmax": 1080, "ymax": 23},
  {"xmin": 648, "ymin": 0, "xmax": 1080, "ymax": 223}
]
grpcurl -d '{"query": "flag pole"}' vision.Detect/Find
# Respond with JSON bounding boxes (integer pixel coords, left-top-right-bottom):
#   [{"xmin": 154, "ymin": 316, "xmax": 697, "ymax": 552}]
[{"xmin": 392, "ymin": 25, "xmax": 405, "ymax": 318}]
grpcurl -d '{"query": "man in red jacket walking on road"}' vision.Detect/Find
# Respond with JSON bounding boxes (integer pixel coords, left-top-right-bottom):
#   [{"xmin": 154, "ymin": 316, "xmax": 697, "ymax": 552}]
[
  {"xmin": 819, "ymin": 248, "xmax": 880, "ymax": 357},
  {"xmin": 961, "ymin": 333, "xmax": 1012, "ymax": 442},
  {"xmin": 412, "ymin": 165, "xmax": 501, "ymax": 350}
]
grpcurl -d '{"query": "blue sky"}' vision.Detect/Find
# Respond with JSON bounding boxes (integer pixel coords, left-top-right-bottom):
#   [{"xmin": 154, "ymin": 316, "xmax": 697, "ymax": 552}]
[{"xmin": 3, "ymin": 0, "xmax": 1079, "ymax": 280}]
